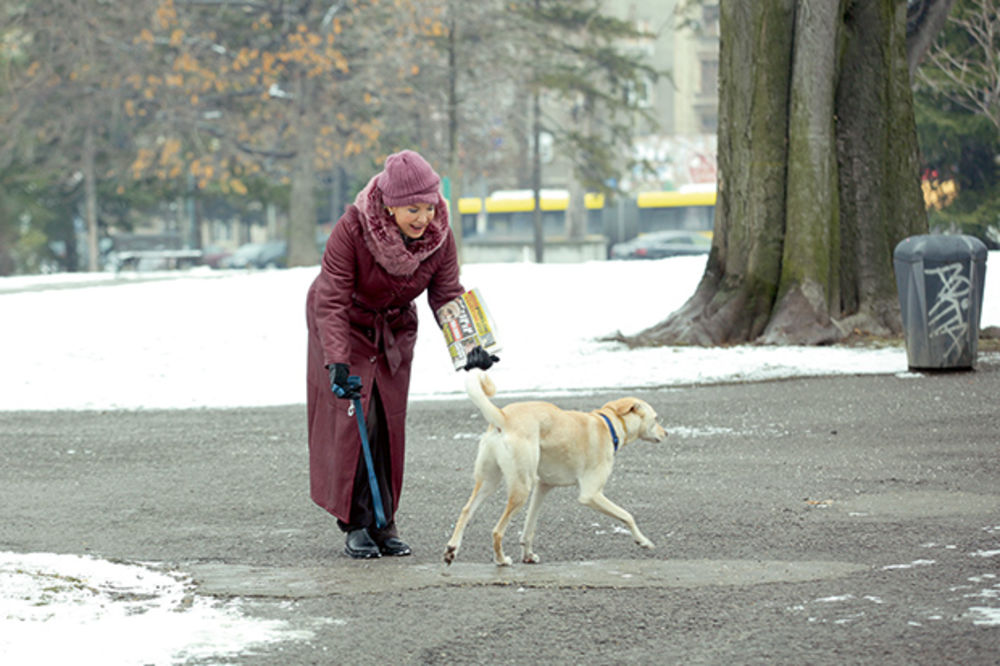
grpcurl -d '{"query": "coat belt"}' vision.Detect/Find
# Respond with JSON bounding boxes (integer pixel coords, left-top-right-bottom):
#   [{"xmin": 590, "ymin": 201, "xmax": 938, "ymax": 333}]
[
  {"xmin": 373, "ymin": 312, "xmax": 402, "ymax": 375},
  {"xmin": 353, "ymin": 301, "xmax": 407, "ymax": 376}
]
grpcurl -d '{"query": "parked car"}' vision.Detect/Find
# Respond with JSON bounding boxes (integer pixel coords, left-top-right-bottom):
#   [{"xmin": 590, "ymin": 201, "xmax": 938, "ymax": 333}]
[
  {"xmin": 102, "ymin": 233, "xmax": 203, "ymax": 272},
  {"xmin": 222, "ymin": 241, "xmax": 287, "ymax": 269},
  {"xmin": 200, "ymin": 244, "xmax": 233, "ymax": 269},
  {"xmin": 610, "ymin": 230, "xmax": 712, "ymax": 260}
]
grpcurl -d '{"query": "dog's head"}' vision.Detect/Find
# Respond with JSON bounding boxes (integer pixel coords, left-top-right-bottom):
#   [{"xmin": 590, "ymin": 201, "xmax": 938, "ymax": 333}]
[{"xmin": 604, "ymin": 398, "xmax": 668, "ymax": 444}]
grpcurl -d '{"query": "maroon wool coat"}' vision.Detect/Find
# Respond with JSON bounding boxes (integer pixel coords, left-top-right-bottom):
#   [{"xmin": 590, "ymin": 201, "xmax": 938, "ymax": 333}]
[{"xmin": 305, "ymin": 204, "xmax": 464, "ymax": 522}]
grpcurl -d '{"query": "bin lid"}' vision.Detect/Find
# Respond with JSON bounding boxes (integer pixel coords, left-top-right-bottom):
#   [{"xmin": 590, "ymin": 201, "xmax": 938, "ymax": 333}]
[{"xmin": 893, "ymin": 234, "xmax": 988, "ymax": 263}]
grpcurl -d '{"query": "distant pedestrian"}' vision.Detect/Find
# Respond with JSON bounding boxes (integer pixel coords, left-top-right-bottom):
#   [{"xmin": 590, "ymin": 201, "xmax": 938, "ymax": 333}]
[{"xmin": 305, "ymin": 149, "xmax": 497, "ymax": 559}]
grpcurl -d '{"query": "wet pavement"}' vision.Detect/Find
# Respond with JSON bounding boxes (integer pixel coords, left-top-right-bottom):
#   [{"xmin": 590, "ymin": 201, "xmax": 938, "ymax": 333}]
[
  {"xmin": 2, "ymin": 357, "xmax": 1000, "ymax": 664},
  {"xmin": 190, "ymin": 558, "xmax": 870, "ymax": 598}
]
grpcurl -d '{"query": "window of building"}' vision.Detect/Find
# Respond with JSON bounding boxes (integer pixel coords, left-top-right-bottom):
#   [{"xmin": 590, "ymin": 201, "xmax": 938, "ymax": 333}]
[
  {"xmin": 700, "ymin": 58, "xmax": 718, "ymax": 96},
  {"xmin": 702, "ymin": 4, "xmax": 720, "ymax": 36}
]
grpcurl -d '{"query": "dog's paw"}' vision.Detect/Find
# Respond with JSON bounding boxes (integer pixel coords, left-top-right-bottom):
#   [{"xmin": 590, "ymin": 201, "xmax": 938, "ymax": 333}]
[
  {"xmin": 495, "ymin": 555, "xmax": 513, "ymax": 567},
  {"xmin": 443, "ymin": 545, "xmax": 457, "ymax": 565},
  {"xmin": 522, "ymin": 553, "xmax": 541, "ymax": 564},
  {"xmin": 636, "ymin": 536, "xmax": 655, "ymax": 549}
]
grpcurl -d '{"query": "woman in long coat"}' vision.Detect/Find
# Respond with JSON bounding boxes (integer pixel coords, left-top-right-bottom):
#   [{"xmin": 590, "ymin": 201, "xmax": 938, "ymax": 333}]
[{"xmin": 306, "ymin": 150, "xmax": 493, "ymax": 559}]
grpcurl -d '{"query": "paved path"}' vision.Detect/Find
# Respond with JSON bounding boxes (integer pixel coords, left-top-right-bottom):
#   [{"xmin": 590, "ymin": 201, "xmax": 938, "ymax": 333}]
[{"xmin": 2, "ymin": 359, "xmax": 999, "ymax": 664}]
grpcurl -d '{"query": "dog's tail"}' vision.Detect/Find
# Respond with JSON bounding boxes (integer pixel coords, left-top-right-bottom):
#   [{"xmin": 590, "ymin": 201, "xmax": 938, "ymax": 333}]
[{"xmin": 464, "ymin": 368, "xmax": 505, "ymax": 430}]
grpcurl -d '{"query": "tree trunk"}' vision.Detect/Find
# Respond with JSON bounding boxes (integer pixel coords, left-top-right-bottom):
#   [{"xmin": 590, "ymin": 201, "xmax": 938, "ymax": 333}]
[
  {"xmin": 565, "ymin": 93, "xmax": 594, "ymax": 242},
  {"xmin": 287, "ymin": 74, "xmax": 320, "ymax": 268},
  {"xmin": 762, "ymin": 0, "xmax": 844, "ymax": 344},
  {"xmin": 622, "ymin": 0, "xmax": 927, "ymax": 348},
  {"xmin": 565, "ymin": 175, "xmax": 586, "ymax": 240},
  {"xmin": 0, "ymin": 191, "xmax": 13, "ymax": 275},
  {"xmin": 83, "ymin": 123, "xmax": 100, "ymax": 273},
  {"xmin": 531, "ymin": 86, "xmax": 544, "ymax": 263},
  {"xmin": 446, "ymin": 9, "xmax": 463, "ymax": 262},
  {"xmin": 834, "ymin": 0, "xmax": 927, "ymax": 336},
  {"xmin": 906, "ymin": 0, "xmax": 958, "ymax": 75},
  {"xmin": 288, "ymin": 133, "xmax": 318, "ymax": 267}
]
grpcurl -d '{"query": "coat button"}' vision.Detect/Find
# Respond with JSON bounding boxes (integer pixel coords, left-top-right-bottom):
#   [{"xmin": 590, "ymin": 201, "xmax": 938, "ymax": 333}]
[{"xmin": 369, "ymin": 356, "xmax": 377, "ymax": 364}]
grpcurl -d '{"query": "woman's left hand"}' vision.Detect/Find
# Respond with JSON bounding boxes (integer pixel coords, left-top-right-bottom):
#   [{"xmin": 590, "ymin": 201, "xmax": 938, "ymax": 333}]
[{"xmin": 463, "ymin": 346, "xmax": 500, "ymax": 371}]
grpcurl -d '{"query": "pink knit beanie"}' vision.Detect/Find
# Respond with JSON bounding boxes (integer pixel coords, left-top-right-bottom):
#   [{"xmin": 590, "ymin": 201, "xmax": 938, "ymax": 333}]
[{"xmin": 377, "ymin": 150, "xmax": 441, "ymax": 207}]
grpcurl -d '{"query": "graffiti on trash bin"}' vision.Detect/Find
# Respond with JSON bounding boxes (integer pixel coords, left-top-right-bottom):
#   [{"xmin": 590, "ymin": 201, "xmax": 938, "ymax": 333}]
[{"xmin": 925, "ymin": 262, "xmax": 971, "ymax": 358}]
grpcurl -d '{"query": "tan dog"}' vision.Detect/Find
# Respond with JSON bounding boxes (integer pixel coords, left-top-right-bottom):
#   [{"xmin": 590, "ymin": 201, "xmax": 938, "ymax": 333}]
[{"xmin": 444, "ymin": 369, "xmax": 668, "ymax": 566}]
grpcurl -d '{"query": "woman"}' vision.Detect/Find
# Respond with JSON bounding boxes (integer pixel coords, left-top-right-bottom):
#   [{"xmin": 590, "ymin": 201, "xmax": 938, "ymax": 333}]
[{"xmin": 305, "ymin": 149, "xmax": 496, "ymax": 559}]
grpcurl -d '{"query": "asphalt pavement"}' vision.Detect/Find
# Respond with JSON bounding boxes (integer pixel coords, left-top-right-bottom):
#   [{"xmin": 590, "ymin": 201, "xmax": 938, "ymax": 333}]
[{"xmin": 2, "ymin": 357, "xmax": 1000, "ymax": 664}]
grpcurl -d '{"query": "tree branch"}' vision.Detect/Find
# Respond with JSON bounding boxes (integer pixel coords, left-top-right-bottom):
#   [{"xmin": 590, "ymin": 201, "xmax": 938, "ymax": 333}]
[
  {"xmin": 195, "ymin": 123, "xmax": 297, "ymax": 160},
  {"xmin": 906, "ymin": 0, "xmax": 958, "ymax": 76}
]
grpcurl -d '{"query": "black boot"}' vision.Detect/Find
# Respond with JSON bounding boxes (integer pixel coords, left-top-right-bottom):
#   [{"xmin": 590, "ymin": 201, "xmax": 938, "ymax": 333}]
[
  {"xmin": 344, "ymin": 528, "xmax": 381, "ymax": 559},
  {"xmin": 377, "ymin": 536, "xmax": 412, "ymax": 557},
  {"xmin": 370, "ymin": 521, "xmax": 412, "ymax": 557}
]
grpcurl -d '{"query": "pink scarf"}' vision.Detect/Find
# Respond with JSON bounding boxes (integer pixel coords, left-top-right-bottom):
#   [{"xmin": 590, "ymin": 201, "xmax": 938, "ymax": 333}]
[{"xmin": 353, "ymin": 175, "xmax": 450, "ymax": 277}]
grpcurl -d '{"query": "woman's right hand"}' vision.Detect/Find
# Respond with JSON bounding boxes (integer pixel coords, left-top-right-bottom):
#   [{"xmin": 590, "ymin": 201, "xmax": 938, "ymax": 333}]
[{"xmin": 328, "ymin": 363, "xmax": 361, "ymax": 399}]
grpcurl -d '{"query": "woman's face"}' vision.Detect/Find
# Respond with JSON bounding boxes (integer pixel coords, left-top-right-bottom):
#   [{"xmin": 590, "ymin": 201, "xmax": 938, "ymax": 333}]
[{"xmin": 388, "ymin": 203, "xmax": 436, "ymax": 239}]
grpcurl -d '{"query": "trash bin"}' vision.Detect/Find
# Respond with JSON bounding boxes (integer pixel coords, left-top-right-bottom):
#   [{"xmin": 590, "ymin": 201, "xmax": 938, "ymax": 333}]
[{"xmin": 893, "ymin": 234, "xmax": 988, "ymax": 370}]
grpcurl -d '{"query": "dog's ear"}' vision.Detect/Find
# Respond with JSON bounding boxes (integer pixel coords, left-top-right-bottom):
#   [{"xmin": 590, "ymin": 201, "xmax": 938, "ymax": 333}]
[{"xmin": 613, "ymin": 399, "xmax": 640, "ymax": 417}]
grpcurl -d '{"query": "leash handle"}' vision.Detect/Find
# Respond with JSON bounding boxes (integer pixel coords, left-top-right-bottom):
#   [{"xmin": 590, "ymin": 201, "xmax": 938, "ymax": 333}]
[
  {"xmin": 348, "ymin": 377, "xmax": 387, "ymax": 530},
  {"xmin": 332, "ymin": 375, "xmax": 363, "ymax": 399}
]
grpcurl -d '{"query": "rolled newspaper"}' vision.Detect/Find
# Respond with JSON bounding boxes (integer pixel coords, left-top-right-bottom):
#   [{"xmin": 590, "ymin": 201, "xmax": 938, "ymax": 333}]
[{"xmin": 435, "ymin": 288, "xmax": 502, "ymax": 370}]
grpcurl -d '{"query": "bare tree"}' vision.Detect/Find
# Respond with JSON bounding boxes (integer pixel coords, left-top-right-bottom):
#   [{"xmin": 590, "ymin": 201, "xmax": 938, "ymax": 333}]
[
  {"xmin": 915, "ymin": 0, "xmax": 1000, "ymax": 131},
  {"xmin": 499, "ymin": 0, "xmax": 661, "ymax": 262},
  {"xmin": 0, "ymin": 0, "xmax": 156, "ymax": 271},
  {"xmin": 131, "ymin": 0, "xmax": 428, "ymax": 267}
]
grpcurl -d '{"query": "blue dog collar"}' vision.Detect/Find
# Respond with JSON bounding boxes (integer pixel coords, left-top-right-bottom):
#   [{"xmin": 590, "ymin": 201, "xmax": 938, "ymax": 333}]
[{"xmin": 598, "ymin": 413, "xmax": 619, "ymax": 452}]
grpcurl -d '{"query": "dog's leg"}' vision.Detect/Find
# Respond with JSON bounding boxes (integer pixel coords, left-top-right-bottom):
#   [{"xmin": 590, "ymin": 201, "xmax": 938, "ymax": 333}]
[
  {"xmin": 519, "ymin": 482, "xmax": 553, "ymax": 564},
  {"xmin": 579, "ymin": 490, "xmax": 655, "ymax": 550},
  {"xmin": 443, "ymin": 479, "xmax": 485, "ymax": 564},
  {"xmin": 444, "ymin": 455, "xmax": 502, "ymax": 565},
  {"xmin": 491, "ymin": 477, "xmax": 532, "ymax": 566}
]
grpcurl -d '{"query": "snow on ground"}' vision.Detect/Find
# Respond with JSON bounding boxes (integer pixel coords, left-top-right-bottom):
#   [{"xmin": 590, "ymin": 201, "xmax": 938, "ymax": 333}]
[
  {"xmin": 5, "ymin": 252, "xmax": 997, "ymax": 411},
  {"xmin": 2, "ymin": 252, "xmax": 998, "ymax": 663},
  {"xmin": 0, "ymin": 552, "xmax": 314, "ymax": 664}
]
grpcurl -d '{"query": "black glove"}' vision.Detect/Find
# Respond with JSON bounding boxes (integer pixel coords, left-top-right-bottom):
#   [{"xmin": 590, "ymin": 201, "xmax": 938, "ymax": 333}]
[
  {"xmin": 328, "ymin": 363, "xmax": 361, "ymax": 399},
  {"xmin": 463, "ymin": 346, "xmax": 500, "ymax": 371}
]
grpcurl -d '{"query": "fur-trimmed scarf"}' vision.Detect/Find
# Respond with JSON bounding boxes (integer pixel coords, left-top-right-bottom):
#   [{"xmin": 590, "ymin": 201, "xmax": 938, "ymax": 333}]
[{"xmin": 353, "ymin": 174, "xmax": 450, "ymax": 277}]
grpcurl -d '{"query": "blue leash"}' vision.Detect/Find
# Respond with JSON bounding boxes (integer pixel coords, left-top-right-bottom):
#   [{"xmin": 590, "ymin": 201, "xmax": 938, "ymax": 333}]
[{"xmin": 335, "ymin": 376, "xmax": 387, "ymax": 529}]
